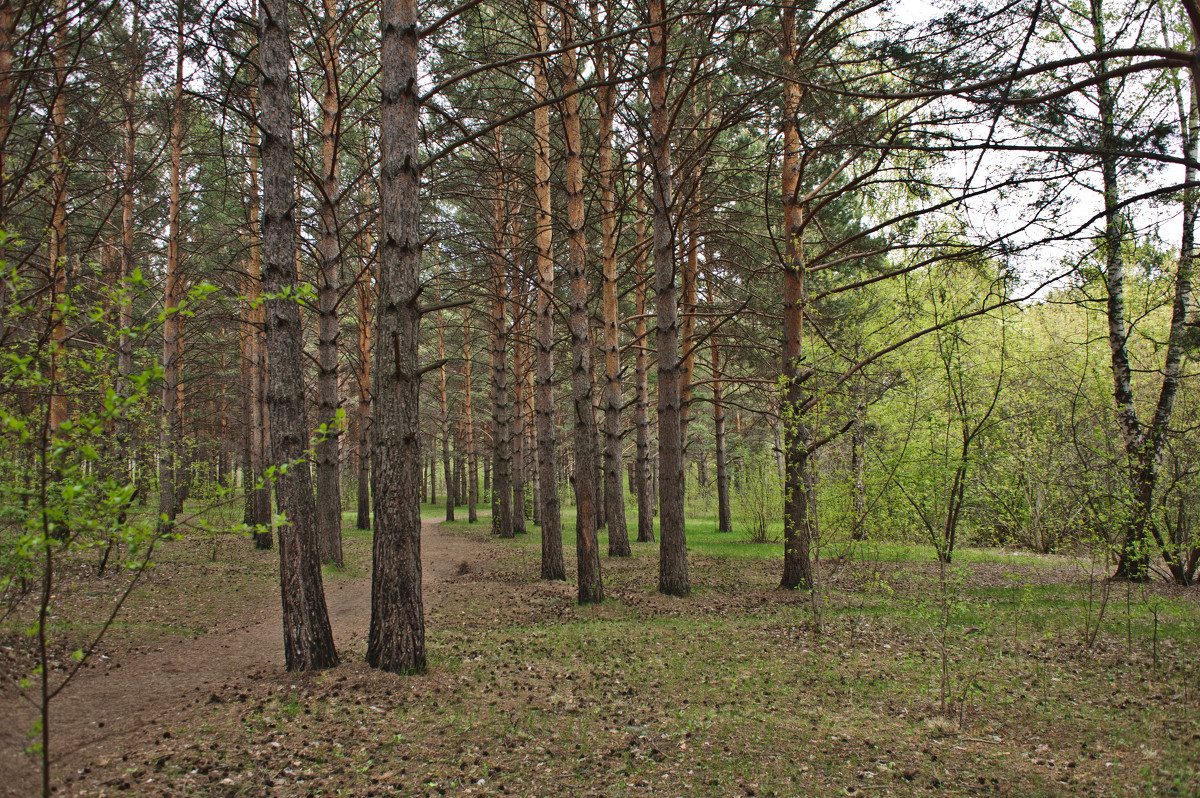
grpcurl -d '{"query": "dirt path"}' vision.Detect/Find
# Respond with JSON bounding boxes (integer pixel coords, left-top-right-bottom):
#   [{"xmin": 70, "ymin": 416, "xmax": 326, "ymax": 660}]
[{"xmin": 0, "ymin": 520, "xmax": 476, "ymax": 796}]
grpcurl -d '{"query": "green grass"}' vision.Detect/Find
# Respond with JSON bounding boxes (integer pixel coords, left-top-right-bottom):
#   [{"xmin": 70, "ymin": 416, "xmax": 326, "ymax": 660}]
[{"xmin": 36, "ymin": 483, "xmax": 1200, "ymax": 798}]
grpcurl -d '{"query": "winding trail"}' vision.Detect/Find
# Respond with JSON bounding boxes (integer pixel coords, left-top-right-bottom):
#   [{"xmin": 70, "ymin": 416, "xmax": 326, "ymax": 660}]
[{"xmin": 0, "ymin": 519, "xmax": 474, "ymax": 796}]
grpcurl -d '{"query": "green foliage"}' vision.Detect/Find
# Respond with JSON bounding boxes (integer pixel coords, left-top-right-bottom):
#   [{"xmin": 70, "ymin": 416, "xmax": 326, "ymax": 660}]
[
  {"xmin": 730, "ymin": 445, "xmax": 782, "ymax": 544},
  {"xmin": 0, "ymin": 261, "xmax": 220, "ymax": 792}
]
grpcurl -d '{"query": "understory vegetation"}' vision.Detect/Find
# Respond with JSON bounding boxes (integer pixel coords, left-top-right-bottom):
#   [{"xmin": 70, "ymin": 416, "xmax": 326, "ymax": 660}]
[{"xmin": 4, "ymin": 501, "xmax": 1197, "ymax": 796}]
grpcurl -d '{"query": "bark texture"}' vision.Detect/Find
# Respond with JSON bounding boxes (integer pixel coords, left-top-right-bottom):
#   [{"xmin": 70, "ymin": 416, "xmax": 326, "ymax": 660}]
[
  {"xmin": 158, "ymin": 6, "xmax": 185, "ymax": 529},
  {"xmin": 489, "ymin": 139, "xmax": 513, "ymax": 539},
  {"xmin": 562, "ymin": 7, "xmax": 603, "ymax": 603},
  {"xmin": 355, "ymin": 277, "xmax": 372, "ymax": 530},
  {"xmin": 463, "ymin": 308, "xmax": 478, "ymax": 522},
  {"xmin": 533, "ymin": 0, "xmax": 564, "ymax": 579},
  {"xmin": 436, "ymin": 293, "xmax": 454, "ymax": 522},
  {"xmin": 367, "ymin": 0, "xmax": 425, "ymax": 673},
  {"xmin": 650, "ymin": 0, "xmax": 688, "ymax": 595},
  {"xmin": 511, "ymin": 289, "xmax": 527, "ymax": 535},
  {"xmin": 708, "ymin": 277, "xmax": 731, "ymax": 534},
  {"xmin": 779, "ymin": 0, "xmax": 814, "ymax": 590},
  {"xmin": 633, "ymin": 162, "xmax": 655, "ymax": 543},
  {"xmin": 315, "ymin": 0, "xmax": 343, "ymax": 566},
  {"xmin": 259, "ymin": 0, "xmax": 338, "ymax": 671},
  {"xmin": 594, "ymin": 27, "xmax": 629, "ymax": 556}
]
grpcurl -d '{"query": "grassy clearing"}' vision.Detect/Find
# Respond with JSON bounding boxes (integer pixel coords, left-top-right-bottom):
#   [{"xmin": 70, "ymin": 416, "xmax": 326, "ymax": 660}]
[{"xmin": 8, "ymin": 494, "xmax": 1199, "ymax": 796}]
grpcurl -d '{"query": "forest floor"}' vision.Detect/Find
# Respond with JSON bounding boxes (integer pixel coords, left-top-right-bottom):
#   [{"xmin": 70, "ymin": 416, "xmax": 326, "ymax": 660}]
[{"xmin": 2, "ymin": 505, "xmax": 1199, "ymax": 797}]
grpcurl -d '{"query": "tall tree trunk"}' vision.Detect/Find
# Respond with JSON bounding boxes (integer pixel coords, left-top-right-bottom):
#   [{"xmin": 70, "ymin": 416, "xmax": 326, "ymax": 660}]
[
  {"xmin": 779, "ymin": 0, "xmax": 814, "ymax": 590},
  {"xmin": 633, "ymin": 158, "xmax": 654, "ymax": 543},
  {"xmin": 241, "ymin": 272, "xmax": 255, "ymax": 525},
  {"xmin": 427, "ymin": 450, "xmax": 435, "ymax": 504},
  {"xmin": 259, "ymin": 0, "xmax": 338, "ymax": 671},
  {"xmin": 463, "ymin": 308, "xmax": 478, "ymax": 522},
  {"xmin": 649, "ymin": 0, "xmax": 688, "ymax": 595},
  {"xmin": 356, "ymin": 278, "xmax": 372, "ymax": 530},
  {"xmin": 248, "ymin": 126, "xmax": 273, "ymax": 548},
  {"xmin": 525, "ymin": 351, "xmax": 539, "ymax": 526},
  {"xmin": 562, "ymin": 5, "xmax": 602, "ymax": 603},
  {"xmin": 592, "ymin": 17, "xmax": 629, "ymax": 556},
  {"xmin": 533, "ymin": 0, "xmax": 564, "ymax": 579},
  {"xmin": 511, "ymin": 289, "xmax": 527, "ymax": 534},
  {"xmin": 315, "ymin": 0, "xmax": 343, "ymax": 566},
  {"xmin": 679, "ymin": 211, "xmax": 699, "ymax": 467},
  {"xmin": 159, "ymin": 6, "xmax": 185, "ymax": 531},
  {"xmin": 1154, "ymin": 59, "xmax": 1199, "ymax": 584},
  {"xmin": 367, "ymin": 0, "xmax": 425, "ymax": 674},
  {"xmin": 436, "ymin": 290, "xmax": 454, "ymax": 522},
  {"xmin": 489, "ymin": 134, "xmax": 513, "ymax": 539},
  {"xmin": 709, "ymin": 277, "xmax": 731, "ymax": 533},
  {"xmin": 116, "ymin": 12, "xmax": 141, "ymax": 496}
]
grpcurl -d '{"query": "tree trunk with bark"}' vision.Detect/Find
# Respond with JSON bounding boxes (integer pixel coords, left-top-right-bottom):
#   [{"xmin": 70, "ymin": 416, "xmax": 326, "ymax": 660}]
[
  {"xmin": 259, "ymin": 0, "xmax": 338, "ymax": 671},
  {"xmin": 489, "ymin": 136, "xmax": 513, "ymax": 539},
  {"xmin": 436, "ymin": 291, "xmax": 454, "ymax": 522},
  {"xmin": 463, "ymin": 308, "xmax": 479, "ymax": 523},
  {"xmin": 511, "ymin": 289, "xmax": 527, "ymax": 534},
  {"xmin": 779, "ymin": 0, "xmax": 814, "ymax": 590},
  {"xmin": 159, "ymin": 7, "xmax": 185, "ymax": 531},
  {"xmin": 633, "ymin": 160, "xmax": 655, "ymax": 543},
  {"xmin": 592, "ymin": 22, "xmax": 629, "ymax": 556},
  {"xmin": 562, "ymin": 6, "xmax": 602, "ymax": 603},
  {"xmin": 116, "ymin": 14, "xmax": 142, "ymax": 498},
  {"xmin": 245, "ymin": 104, "xmax": 273, "ymax": 547},
  {"xmin": 709, "ymin": 278, "xmax": 731, "ymax": 533},
  {"xmin": 1100, "ymin": 4, "xmax": 1197, "ymax": 582},
  {"xmin": 315, "ymin": 0, "xmax": 343, "ymax": 566},
  {"xmin": 367, "ymin": 0, "xmax": 425, "ymax": 674},
  {"xmin": 356, "ymin": 277, "xmax": 372, "ymax": 530},
  {"xmin": 649, "ymin": 0, "xmax": 688, "ymax": 595},
  {"xmin": 533, "ymin": 0, "xmax": 564, "ymax": 579},
  {"xmin": 679, "ymin": 213, "xmax": 699, "ymax": 468}
]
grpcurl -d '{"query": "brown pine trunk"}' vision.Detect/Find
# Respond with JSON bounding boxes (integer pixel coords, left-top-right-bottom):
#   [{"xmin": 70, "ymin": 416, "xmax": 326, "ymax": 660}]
[
  {"xmin": 533, "ymin": 0, "xmax": 564, "ymax": 579},
  {"xmin": 526, "ymin": 355, "xmax": 539, "ymax": 526},
  {"xmin": 367, "ymin": 0, "xmax": 425, "ymax": 674},
  {"xmin": 483, "ymin": 443, "xmax": 490, "ymax": 495},
  {"xmin": 562, "ymin": 7, "xmax": 602, "ymax": 603},
  {"xmin": 259, "ymin": 0, "xmax": 338, "ymax": 671},
  {"xmin": 709, "ymin": 278, "xmax": 731, "ymax": 534},
  {"xmin": 427, "ymin": 451, "xmax": 435, "ymax": 504},
  {"xmin": 489, "ymin": 135, "xmax": 513, "ymax": 539},
  {"xmin": 159, "ymin": 7, "xmax": 185, "ymax": 530},
  {"xmin": 679, "ymin": 212, "xmax": 699, "ymax": 466},
  {"xmin": 248, "ymin": 131, "xmax": 273, "ymax": 548},
  {"xmin": 356, "ymin": 277, "xmax": 372, "ymax": 530},
  {"xmin": 649, "ymin": 0, "xmax": 687, "ymax": 595},
  {"xmin": 593, "ymin": 24, "xmax": 629, "ymax": 556},
  {"xmin": 116, "ymin": 15, "xmax": 141, "ymax": 493},
  {"xmin": 436, "ymin": 288, "xmax": 454, "ymax": 522},
  {"xmin": 779, "ymin": 0, "xmax": 814, "ymax": 590},
  {"xmin": 463, "ymin": 308, "xmax": 478, "ymax": 523},
  {"xmin": 315, "ymin": 0, "xmax": 343, "ymax": 566},
  {"xmin": 633, "ymin": 160, "xmax": 654, "ymax": 543},
  {"xmin": 241, "ymin": 276, "xmax": 255, "ymax": 525},
  {"xmin": 511, "ymin": 290, "xmax": 527, "ymax": 534}
]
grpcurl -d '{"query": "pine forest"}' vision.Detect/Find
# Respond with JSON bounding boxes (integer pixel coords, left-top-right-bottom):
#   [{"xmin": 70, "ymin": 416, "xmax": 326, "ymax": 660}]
[{"xmin": 3, "ymin": 0, "xmax": 1200, "ymax": 794}]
